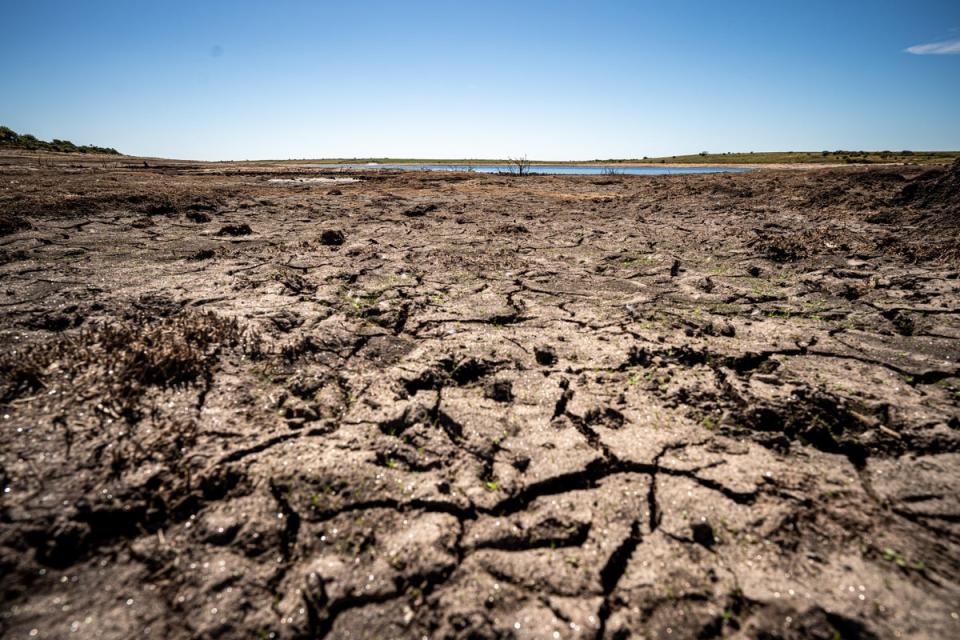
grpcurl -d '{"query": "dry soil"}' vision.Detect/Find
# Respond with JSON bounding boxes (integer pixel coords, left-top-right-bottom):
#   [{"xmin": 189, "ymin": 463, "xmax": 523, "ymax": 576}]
[{"xmin": 1, "ymin": 153, "xmax": 959, "ymax": 639}]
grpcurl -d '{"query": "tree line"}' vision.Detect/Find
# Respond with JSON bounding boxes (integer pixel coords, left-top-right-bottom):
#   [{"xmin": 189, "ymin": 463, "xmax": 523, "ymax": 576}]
[{"xmin": 0, "ymin": 126, "xmax": 120, "ymax": 155}]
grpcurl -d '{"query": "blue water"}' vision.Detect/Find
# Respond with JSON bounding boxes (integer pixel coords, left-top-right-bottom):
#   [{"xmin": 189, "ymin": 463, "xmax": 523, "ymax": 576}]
[{"xmin": 303, "ymin": 163, "xmax": 752, "ymax": 176}]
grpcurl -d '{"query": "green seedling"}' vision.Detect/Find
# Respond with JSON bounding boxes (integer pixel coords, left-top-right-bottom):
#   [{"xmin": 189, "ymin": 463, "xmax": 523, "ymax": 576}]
[{"xmin": 882, "ymin": 547, "xmax": 925, "ymax": 571}]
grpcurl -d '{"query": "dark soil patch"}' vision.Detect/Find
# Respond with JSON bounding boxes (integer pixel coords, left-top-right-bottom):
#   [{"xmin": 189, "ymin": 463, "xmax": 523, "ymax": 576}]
[
  {"xmin": 320, "ymin": 229, "xmax": 345, "ymax": 245},
  {"xmin": 216, "ymin": 223, "xmax": 252, "ymax": 236}
]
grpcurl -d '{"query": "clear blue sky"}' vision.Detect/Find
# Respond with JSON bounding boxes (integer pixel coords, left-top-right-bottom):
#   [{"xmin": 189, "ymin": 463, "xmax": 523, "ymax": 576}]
[{"xmin": 3, "ymin": 1, "xmax": 959, "ymax": 160}]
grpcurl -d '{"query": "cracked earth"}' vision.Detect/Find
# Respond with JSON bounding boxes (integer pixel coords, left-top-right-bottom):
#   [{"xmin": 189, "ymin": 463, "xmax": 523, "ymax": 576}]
[{"xmin": 1, "ymin": 153, "xmax": 959, "ymax": 639}]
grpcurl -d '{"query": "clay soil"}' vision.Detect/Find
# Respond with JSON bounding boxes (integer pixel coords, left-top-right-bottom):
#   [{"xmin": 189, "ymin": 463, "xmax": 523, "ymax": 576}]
[{"xmin": 1, "ymin": 152, "xmax": 959, "ymax": 639}]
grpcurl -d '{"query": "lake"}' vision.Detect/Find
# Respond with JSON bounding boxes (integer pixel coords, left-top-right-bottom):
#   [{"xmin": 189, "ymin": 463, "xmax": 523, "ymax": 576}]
[{"xmin": 302, "ymin": 163, "xmax": 752, "ymax": 176}]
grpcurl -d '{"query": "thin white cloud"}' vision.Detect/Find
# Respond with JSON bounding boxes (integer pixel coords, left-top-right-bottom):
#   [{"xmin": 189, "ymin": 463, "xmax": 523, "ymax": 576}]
[{"xmin": 905, "ymin": 38, "xmax": 960, "ymax": 55}]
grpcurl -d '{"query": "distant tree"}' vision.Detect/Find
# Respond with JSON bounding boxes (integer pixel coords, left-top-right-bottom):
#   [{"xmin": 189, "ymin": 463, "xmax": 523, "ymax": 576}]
[
  {"xmin": 51, "ymin": 139, "xmax": 78, "ymax": 152},
  {"xmin": 0, "ymin": 126, "xmax": 17, "ymax": 145},
  {"xmin": 508, "ymin": 155, "xmax": 531, "ymax": 176},
  {"xmin": 19, "ymin": 134, "xmax": 40, "ymax": 149}
]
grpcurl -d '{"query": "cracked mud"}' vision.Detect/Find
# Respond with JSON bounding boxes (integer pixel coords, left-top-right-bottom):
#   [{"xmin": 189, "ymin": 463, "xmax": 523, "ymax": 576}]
[{"xmin": 1, "ymin": 154, "xmax": 959, "ymax": 639}]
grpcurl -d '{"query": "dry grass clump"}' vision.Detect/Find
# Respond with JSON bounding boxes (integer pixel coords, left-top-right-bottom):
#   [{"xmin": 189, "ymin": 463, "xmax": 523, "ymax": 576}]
[
  {"xmin": 0, "ymin": 311, "xmax": 260, "ymax": 411},
  {"xmin": 761, "ymin": 235, "xmax": 808, "ymax": 262},
  {"xmin": 892, "ymin": 237, "xmax": 960, "ymax": 266}
]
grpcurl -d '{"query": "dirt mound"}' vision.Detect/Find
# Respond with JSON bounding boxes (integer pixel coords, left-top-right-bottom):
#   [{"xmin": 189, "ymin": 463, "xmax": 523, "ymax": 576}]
[
  {"xmin": 848, "ymin": 170, "xmax": 907, "ymax": 187},
  {"xmin": 894, "ymin": 159, "xmax": 960, "ymax": 210},
  {"xmin": 800, "ymin": 170, "xmax": 908, "ymax": 211},
  {"xmin": 886, "ymin": 160, "xmax": 960, "ymax": 262}
]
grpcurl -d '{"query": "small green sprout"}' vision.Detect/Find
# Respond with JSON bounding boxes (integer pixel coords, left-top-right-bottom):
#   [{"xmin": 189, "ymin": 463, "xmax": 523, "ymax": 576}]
[{"xmin": 882, "ymin": 547, "xmax": 925, "ymax": 570}]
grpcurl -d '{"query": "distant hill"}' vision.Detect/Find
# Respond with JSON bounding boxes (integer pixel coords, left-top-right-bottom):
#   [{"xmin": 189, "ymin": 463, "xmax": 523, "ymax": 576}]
[{"xmin": 0, "ymin": 126, "xmax": 120, "ymax": 155}]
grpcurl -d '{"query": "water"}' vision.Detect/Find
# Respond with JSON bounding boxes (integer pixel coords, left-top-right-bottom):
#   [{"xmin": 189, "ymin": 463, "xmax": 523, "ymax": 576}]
[
  {"xmin": 267, "ymin": 177, "xmax": 359, "ymax": 184},
  {"xmin": 301, "ymin": 163, "xmax": 752, "ymax": 176}
]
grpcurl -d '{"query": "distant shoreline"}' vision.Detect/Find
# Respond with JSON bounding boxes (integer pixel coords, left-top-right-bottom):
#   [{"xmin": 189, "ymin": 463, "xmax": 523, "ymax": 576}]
[
  {"xmin": 3, "ymin": 148, "xmax": 957, "ymax": 168},
  {"xmin": 266, "ymin": 150, "xmax": 960, "ymax": 167}
]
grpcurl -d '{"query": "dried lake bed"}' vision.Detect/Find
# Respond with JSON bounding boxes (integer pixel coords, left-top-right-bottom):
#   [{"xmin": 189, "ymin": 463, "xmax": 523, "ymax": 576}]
[{"xmin": 1, "ymin": 153, "xmax": 959, "ymax": 639}]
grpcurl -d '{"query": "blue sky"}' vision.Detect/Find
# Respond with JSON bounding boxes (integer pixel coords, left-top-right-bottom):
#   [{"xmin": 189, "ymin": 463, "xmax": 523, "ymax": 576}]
[{"xmin": 2, "ymin": 1, "xmax": 959, "ymax": 160}]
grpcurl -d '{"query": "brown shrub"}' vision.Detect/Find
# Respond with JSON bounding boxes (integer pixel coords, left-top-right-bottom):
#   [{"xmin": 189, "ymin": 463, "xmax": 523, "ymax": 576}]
[{"xmin": 0, "ymin": 311, "xmax": 260, "ymax": 411}]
